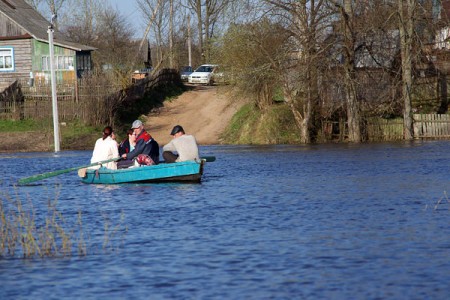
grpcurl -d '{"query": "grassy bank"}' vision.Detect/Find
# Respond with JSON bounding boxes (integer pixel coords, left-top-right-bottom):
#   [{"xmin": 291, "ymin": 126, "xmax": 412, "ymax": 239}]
[
  {"xmin": 0, "ymin": 83, "xmax": 188, "ymax": 152},
  {"xmin": 0, "ymin": 119, "xmax": 101, "ymax": 152},
  {"xmin": 221, "ymin": 103, "xmax": 302, "ymax": 144}
]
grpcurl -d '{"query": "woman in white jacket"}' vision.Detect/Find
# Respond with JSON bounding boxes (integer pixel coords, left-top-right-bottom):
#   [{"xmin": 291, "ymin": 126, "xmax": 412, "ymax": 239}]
[{"xmin": 89, "ymin": 126, "xmax": 119, "ymax": 169}]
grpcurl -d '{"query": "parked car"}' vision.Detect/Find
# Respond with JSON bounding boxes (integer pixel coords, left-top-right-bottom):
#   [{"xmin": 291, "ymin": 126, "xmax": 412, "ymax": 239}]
[
  {"xmin": 180, "ymin": 66, "xmax": 193, "ymax": 82},
  {"xmin": 188, "ymin": 64, "xmax": 218, "ymax": 85}
]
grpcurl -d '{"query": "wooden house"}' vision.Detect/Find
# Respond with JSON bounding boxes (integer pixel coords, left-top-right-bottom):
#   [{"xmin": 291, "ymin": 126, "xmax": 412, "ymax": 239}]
[
  {"xmin": 433, "ymin": 0, "xmax": 450, "ymax": 75},
  {"xmin": 0, "ymin": 0, "xmax": 95, "ymax": 90}
]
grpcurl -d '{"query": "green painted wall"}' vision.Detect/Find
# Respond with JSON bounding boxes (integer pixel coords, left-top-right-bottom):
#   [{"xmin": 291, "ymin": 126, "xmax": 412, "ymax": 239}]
[{"xmin": 31, "ymin": 40, "xmax": 77, "ymax": 82}]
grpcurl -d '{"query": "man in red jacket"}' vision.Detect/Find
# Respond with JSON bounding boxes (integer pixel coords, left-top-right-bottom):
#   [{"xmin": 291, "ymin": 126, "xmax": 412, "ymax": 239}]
[{"xmin": 119, "ymin": 120, "xmax": 160, "ymax": 168}]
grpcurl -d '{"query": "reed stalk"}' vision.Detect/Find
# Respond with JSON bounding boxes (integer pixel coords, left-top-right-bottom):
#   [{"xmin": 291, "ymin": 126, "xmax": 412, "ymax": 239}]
[{"xmin": 0, "ymin": 189, "xmax": 126, "ymax": 258}]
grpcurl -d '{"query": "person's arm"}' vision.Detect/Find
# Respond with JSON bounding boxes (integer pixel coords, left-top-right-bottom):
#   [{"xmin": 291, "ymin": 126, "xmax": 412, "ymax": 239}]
[
  {"xmin": 118, "ymin": 140, "xmax": 128, "ymax": 156},
  {"xmin": 163, "ymin": 139, "xmax": 176, "ymax": 152},
  {"xmin": 126, "ymin": 139, "xmax": 145, "ymax": 160}
]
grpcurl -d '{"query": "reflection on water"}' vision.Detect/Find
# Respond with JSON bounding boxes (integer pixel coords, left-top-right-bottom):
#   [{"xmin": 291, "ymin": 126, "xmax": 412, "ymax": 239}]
[{"xmin": 1, "ymin": 142, "xmax": 450, "ymax": 299}]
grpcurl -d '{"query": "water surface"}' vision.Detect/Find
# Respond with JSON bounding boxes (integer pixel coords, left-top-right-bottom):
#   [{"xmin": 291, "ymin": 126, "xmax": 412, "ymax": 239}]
[{"xmin": 1, "ymin": 142, "xmax": 449, "ymax": 299}]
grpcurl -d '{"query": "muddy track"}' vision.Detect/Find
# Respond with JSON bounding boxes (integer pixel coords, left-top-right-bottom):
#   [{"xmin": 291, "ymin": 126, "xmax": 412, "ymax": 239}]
[{"xmin": 146, "ymin": 85, "xmax": 242, "ymax": 146}]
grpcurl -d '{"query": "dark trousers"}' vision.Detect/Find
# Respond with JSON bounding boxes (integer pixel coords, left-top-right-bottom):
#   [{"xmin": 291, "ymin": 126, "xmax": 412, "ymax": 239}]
[
  {"xmin": 117, "ymin": 159, "xmax": 134, "ymax": 169},
  {"xmin": 163, "ymin": 151, "xmax": 178, "ymax": 163}
]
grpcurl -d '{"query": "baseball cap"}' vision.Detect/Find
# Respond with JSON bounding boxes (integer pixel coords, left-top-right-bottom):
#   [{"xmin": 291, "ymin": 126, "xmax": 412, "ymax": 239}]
[{"xmin": 131, "ymin": 120, "xmax": 143, "ymax": 129}]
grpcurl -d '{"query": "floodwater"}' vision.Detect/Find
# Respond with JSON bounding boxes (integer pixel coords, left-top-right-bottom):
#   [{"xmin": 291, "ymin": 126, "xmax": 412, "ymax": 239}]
[{"xmin": 0, "ymin": 142, "xmax": 449, "ymax": 299}]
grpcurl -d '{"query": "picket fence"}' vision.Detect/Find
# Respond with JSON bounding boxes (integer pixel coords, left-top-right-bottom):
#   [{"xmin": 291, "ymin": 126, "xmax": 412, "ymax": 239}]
[
  {"xmin": 413, "ymin": 114, "xmax": 450, "ymax": 138},
  {"xmin": 323, "ymin": 114, "xmax": 450, "ymax": 141}
]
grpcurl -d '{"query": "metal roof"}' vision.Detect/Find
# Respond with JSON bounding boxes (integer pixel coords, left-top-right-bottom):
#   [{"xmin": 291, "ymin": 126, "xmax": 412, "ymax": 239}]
[{"xmin": 0, "ymin": 0, "xmax": 95, "ymax": 51}]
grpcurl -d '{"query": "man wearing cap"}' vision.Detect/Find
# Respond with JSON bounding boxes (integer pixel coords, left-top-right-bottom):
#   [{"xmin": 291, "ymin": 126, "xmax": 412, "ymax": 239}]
[
  {"xmin": 119, "ymin": 120, "xmax": 160, "ymax": 168},
  {"xmin": 162, "ymin": 125, "xmax": 199, "ymax": 163}
]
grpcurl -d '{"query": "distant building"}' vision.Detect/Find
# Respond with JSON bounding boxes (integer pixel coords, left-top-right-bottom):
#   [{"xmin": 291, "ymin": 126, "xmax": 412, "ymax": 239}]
[{"xmin": 0, "ymin": 0, "xmax": 95, "ymax": 89}]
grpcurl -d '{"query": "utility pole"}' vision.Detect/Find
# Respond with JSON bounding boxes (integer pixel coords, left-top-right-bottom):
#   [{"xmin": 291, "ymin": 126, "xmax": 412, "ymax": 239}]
[{"xmin": 48, "ymin": 14, "xmax": 60, "ymax": 153}]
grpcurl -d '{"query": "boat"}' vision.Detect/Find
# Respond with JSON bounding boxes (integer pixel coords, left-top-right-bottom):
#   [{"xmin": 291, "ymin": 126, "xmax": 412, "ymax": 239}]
[{"xmin": 78, "ymin": 159, "xmax": 205, "ymax": 184}]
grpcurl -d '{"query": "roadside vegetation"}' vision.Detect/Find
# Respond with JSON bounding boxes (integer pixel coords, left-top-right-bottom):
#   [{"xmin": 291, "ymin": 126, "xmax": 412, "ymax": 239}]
[{"xmin": 221, "ymin": 103, "xmax": 302, "ymax": 144}]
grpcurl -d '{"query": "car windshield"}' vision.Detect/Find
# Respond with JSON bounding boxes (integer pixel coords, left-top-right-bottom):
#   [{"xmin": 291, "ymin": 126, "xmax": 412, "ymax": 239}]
[
  {"xmin": 195, "ymin": 66, "xmax": 213, "ymax": 72},
  {"xmin": 181, "ymin": 66, "xmax": 192, "ymax": 72}
]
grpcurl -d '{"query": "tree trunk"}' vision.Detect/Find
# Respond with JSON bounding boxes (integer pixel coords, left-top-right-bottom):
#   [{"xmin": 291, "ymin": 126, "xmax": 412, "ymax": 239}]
[
  {"xmin": 192, "ymin": 0, "xmax": 204, "ymax": 63},
  {"xmin": 398, "ymin": 0, "xmax": 415, "ymax": 140},
  {"xmin": 342, "ymin": 0, "xmax": 362, "ymax": 142},
  {"xmin": 169, "ymin": 0, "xmax": 174, "ymax": 68},
  {"xmin": 204, "ymin": 1, "xmax": 210, "ymax": 62},
  {"xmin": 283, "ymin": 83, "xmax": 311, "ymax": 144}
]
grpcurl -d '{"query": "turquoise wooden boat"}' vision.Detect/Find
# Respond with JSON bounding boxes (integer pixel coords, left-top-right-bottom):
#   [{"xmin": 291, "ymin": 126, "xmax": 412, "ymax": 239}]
[{"xmin": 79, "ymin": 160, "xmax": 204, "ymax": 184}]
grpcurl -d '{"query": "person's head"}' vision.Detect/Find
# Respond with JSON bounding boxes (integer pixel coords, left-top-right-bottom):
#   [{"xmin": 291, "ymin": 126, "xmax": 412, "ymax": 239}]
[
  {"xmin": 131, "ymin": 120, "xmax": 144, "ymax": 135},
  {"xmin": 170, "ymin": 125, "xmax": 185, "ymax": 138},
  {"xmin": 127, "ymin": 129, "xmax": 136, "ymax": 143},
  {"xmin": 127, "ymin": 129, "xmax": 134, "ymax": 138},
  {"xmin": 102, "ymin": 126, "xmax": 113, "ymax": 140}
]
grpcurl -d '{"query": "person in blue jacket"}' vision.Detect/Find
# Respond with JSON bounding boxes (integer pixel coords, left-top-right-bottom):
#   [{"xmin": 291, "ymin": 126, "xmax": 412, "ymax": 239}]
[{"xmin": 118, "ymin": 120, "xmax": 159, "ymax": 168}]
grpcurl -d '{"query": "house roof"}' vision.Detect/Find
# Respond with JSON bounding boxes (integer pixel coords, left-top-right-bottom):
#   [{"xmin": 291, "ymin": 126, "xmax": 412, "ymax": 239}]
[{"xmin": 0, "ymin": 0, "xmax": 95, "ymax": 51}]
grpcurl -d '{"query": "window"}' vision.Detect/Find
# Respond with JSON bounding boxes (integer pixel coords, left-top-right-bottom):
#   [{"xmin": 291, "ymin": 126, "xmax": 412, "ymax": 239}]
[
  {"xmin": 76, "ymin": 53, "xmax": 91, "ymax": 71},
  {"xmin": 0, "ymin": 48, "xmax": 14, "ymax": 71},
  {"xmin": 41, "ymin": 55, "xmax": 75, "ymax": 71}
]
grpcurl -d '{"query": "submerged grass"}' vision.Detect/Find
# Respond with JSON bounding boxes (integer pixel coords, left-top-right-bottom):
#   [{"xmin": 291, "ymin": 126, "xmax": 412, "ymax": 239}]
[{"xmin": 0, "ymin": 188, "xmax": 126, "ymax": 258}]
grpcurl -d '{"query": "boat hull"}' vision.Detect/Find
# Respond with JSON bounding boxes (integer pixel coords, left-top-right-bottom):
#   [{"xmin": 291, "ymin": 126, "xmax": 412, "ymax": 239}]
[{"xmin": 80, "ymin": 160, "xmax": 204, "ymax": 184}]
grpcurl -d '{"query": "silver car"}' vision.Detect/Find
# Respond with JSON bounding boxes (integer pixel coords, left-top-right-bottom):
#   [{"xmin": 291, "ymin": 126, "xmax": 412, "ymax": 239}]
[{"xmin": 180, "ymin": 66, "xmax": 193, "ymax": 82}]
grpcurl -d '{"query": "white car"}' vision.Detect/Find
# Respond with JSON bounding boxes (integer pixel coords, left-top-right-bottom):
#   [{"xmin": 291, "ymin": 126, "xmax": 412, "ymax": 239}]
[{"xmin": 188, "ymin": 64, "xmax": 218, "ymax": 85}]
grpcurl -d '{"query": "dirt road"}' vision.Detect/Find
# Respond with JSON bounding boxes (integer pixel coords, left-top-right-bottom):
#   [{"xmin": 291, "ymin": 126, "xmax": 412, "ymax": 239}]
[{"xmin": 146, "ymin": 85, "xmax": 242, "ymax": 145}]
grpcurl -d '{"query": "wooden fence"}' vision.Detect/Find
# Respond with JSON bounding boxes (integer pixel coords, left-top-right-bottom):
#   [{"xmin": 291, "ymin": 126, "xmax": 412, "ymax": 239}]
[
  {"xmin": 366, "ymin": 117, "xmax": 404, "ymax": 141},
  {"xmin": 323, "ymin": 114, "xmax": 450, "ymax": 141},
  {"xmin": 413, "ymin": 114, "xmax": 450, "ymax": 138},
  {"xmin": 0, "ymin": 68, "xmax": 181, "ymax": 125}
]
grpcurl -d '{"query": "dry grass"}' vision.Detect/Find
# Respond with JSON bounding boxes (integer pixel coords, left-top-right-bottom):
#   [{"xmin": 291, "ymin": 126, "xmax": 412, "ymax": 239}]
[{"xmin": 0, "ymin": 189, "xmax": 126, "ymax": 258}]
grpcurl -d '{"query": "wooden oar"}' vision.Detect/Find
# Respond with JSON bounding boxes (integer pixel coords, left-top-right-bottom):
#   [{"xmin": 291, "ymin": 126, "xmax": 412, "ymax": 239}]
[{"xmin": 18, "ymin": 157, "xmax": 121, "ymax": 185}]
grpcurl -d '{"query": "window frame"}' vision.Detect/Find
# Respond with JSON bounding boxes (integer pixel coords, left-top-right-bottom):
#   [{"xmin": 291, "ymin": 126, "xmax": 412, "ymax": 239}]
[
  {"xmin": 0, "ymin": 47, "xmax": 14, "ymax": 72},
  {"xmin": 41, "ymin": 55, "xmax": 75, "ymax": 71}
]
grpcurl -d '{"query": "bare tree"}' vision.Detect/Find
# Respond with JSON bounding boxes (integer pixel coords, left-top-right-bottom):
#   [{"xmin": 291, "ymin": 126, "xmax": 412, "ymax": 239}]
[
  {"xmin": 24, "ymin": 0, "xmax": 44, "ymax": 10},
  {"xmin": 62, "ymin": 0, "xmax": 102, "ymax": 45},
  {"xmin": 25, "ymin": 0, "xmax": 67, "ymax": 27},
  {"xmin": 186, "ymin": 0, "xmax": 203, "ymax": 61},
  {"xmin": 265, "ymin": 0, "xmax": 332, "ymax": 143},
  {"xmin": 186, "ymin": 0, "xmax": 231, "ymax": 63},
  {"xmin": 169, "ymin": 0, "xmax": 174, "ymax": 67},
  {"xmin": 136, "ymin": 0, "xmax": 166, "ymax": 67},
  {"xmin": 330, "ymin": 0, "xmax": 362, "ymax": 142},
  {"xmin": 204, "ymin": 0, "xmax": 229, "ymax": 61},
  {"xmin": 94, "ymin": 8, "xmax": 136, "ymax": 70},
  {"xmin": 219, "ymin": 19, "xmax": 289, "ymax": 110}
]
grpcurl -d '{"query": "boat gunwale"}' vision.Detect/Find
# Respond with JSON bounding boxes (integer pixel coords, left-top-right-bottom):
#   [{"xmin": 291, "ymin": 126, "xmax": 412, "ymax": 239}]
[{"xmin": 80, "ymin": 160, "xmax": 204, "ymax": 184}]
